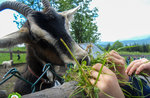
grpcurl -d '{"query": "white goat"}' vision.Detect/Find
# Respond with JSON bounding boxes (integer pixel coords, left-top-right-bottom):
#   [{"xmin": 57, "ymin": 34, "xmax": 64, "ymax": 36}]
[{"xmin": 2, "ymin": 60, "xmax": 13, "ymax": 70}]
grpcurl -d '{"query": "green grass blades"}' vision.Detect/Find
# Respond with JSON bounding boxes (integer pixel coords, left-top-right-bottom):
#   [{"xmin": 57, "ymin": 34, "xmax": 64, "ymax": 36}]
[
  {"xmin": 60, "ymin": 38, "xmax": 150, "ymax": 98},
  {"xmin": 61, "ymin": 38, "xmax": 115, "ymax": 98},
  {"xmin": 0, "ymin": 47, "xmax": 26, "ymax": 65}
]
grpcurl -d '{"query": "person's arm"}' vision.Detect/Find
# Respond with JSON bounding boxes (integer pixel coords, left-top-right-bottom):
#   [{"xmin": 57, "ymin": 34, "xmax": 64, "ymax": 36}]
[{"xmin": 90, "ymin": 63, "xmax": 125, "ymax": 98}]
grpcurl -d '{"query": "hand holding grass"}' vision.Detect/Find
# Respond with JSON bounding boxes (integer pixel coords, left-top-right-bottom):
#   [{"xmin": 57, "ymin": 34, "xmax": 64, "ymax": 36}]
[
  {"xmin": 90, "ymin": 63, "xmax": 125, "ymax": 98},
  {"xmin": 126, "ymin": 58, "xmax": 150, "ymax": 76},
  {"xmin": 107, "ymin": 50, "xmax": 129, "ymax": 83}
]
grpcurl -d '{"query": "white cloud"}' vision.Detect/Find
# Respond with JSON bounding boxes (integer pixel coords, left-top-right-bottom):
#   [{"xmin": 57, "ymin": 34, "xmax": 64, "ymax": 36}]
[
  {"xmin": 1, "ymin": 0, "xmax": 150, "ymax": 42},
  {"xmin": 0, "ymin": 9, "xmax": 18, "ymax": 37},
  {"xmin": 91, "ymin": 0, "xmax": 150, "ymax": 41}
]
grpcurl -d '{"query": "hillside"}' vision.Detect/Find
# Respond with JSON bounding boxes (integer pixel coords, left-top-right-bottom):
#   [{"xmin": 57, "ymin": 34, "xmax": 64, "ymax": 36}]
[
  {"xmin": 97, "ymin": 35, "xmax": 150, "ymax": 48},
  {"xmin": 121, "ymin": 37, "xmax": 150, "ymax": 45}
]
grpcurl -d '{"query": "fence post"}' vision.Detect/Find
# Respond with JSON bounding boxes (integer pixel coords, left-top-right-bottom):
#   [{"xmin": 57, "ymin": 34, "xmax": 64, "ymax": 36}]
[{"xmin": 9, "ymin": 48, "xmax": 13, "ymax": 60}]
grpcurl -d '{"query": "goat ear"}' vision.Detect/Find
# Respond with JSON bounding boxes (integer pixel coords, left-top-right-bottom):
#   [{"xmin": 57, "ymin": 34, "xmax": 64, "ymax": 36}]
[
  {"xmin": 61, "ymin": 6, "xmax": 80, "ymax": 21},
  {"xmin": 0, "ymin": 27, "xmax": 30, "ymax": 48}
]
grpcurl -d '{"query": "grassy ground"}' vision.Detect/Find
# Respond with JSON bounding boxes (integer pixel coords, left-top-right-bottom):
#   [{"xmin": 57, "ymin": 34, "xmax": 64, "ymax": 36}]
[
  {"xmin": 0, "ymin": 53, "xmax": 26, "ymax": 64},
  {"xmin": 0, "ymin": 46, "xmax": 26, "ymax": 51},
  {"xmin": 0, "ymin": 47, "xmax": 26, "ymax": 65},
  {"xmin": 0, "ymin": 64, "xmax": 25, "ymax": 96}
]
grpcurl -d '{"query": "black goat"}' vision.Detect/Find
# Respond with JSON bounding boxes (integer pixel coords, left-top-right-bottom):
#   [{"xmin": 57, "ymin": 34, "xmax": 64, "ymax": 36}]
[{"xmin": 0, "ymin": 0, "xmax": 90, "ymax": 95}]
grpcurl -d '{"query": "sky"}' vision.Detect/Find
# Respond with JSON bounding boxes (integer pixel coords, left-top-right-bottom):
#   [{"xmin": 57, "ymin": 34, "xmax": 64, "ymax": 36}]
[
  {"xmin": 91, "ymin": 0, "xmax": 150, "ymax": 42},
  {"xmin": 1, "ymin": 0, "xmax": 150, "ymax": 42}
]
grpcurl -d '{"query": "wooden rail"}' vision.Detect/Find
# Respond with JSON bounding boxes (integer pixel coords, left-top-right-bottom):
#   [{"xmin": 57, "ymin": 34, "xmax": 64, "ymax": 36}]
[
  {"xmin": 0, "ymin": 51, "xmax": 26, "ymax": 53},
  {"xmin": 0, "ymin": 49, "xmax": 26, "ymax": 65}
]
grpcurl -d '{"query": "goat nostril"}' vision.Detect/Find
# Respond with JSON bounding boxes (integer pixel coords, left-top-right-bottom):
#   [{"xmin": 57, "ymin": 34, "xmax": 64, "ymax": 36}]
[
  {"xmin": 78, "ymin": 59, "xmax": 82, "ymax": 64},
  {"xmin": 78, "ymin": 56, "xmax": 90, "ymax": 65},
  {"xmin": 84, "ymin": 56, "xmax": 90, "ymax": 65}
]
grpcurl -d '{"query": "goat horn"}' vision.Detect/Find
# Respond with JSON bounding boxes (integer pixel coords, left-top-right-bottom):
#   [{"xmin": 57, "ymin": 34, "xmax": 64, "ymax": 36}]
[
  {"xmin": 0, "ymin": 1, "xmax": 34, "ymax": 17},
  {"xmin": 42, "ymin": 0, "xmax": 51, "ymax": 10}
]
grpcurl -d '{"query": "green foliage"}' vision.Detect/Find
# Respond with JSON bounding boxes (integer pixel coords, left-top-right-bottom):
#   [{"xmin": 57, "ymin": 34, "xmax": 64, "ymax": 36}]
[
  {"xmin": 12, "ymin": 53, "xmax": 26, "ymax": 64},
  {"xmin": 0, "ymin": 47, "xmax": 26, "ymax": 64},
  {"xmin": 15, "ymin": 0, "xmax": 43, "ymax": 29},
  {"xmin": 61, "ymin": 41, "xmax": 150, "ymax": 97},
  {"xmin": 61, "ymin": 39, "xmax": 101, "ymax": 97},
  {"xmin": 0, "ymin": 53, "xmax": 26, "ymax": 64},
  {"xmin": 104, "ymin": 41, "xmax": 124, "ymax": 51},
  {"xmin": 17, "ymin": 0, "xmax": 43, "ymax": 11},
  {"xmin": 0, "ymin": 53, "xmax": 10, "ymax": 64},
  {"xmin": 13, "ymin": 13, "xmax": 26, "ymax": 29},
  {"xmin": 57, "ymin": 0, "xmax": 100, "ymax": 43},
  {"xmin": 111, "ymin": 40, "xmax": 124, "ymax": 50},
  {"xmin": 72, "ymin": 0, "xmax": 100, "ymax": 43},
  {"xmin": 105, "ymin": 43, "xmax": 111, "ymax": 51},
  {"xmin": 123, "ymin": 44, "xmax": 150, "ymax": 52},
  {"xmin": 104, "ymin": 41, "xmax": 150, "ymax": 53}
]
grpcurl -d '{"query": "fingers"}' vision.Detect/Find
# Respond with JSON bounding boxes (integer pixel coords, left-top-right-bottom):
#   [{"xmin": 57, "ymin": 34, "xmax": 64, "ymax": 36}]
[
  {"xmin": 91, "ymin": 64, "xmax": 115, "ymax": 83},
  {"xmin": 107, "ymin": 50, "xmax": 125, "ymax": 66},
  {"xmin": 108, "ymin": 50, "xmax": 122, "ymax": 60},
  {"xmin": 89, "ymin": 78, "xmax": 102, "ymax": 89},
  {"xmin": 90, "ymin": 70, "xmax": 115, "ymax": 86},
  {"xmin": 136, "ymin": 62, "xmax": 150, "ymax": 74},
  {"xmin": 90, "ymin": 78, "xmax": 96, "ymax": 85},
  {"xmin": 92, "ymin": 63, "xmax": 113, "ymax": 74},
  {"xmin": 91, "ymin": 70, "xmax": 100, "ymax": 80},
  {"xmin": 126, "ymin": 61, "xmax": 141, "ymax": 75},
  {"xmin": 126, "ymin": 59, "xmax": 140, "ymax": 73},
  {"xmin": 108, "ymin": 56, "xmax": 125, "ymax": 66},
  {"xmin": 126, "ymin": 58, "xmax": 148, "ymax": 75},
  {"xmin": 92, "ymin": 63, "xmax": 102, "ymax": 71}
]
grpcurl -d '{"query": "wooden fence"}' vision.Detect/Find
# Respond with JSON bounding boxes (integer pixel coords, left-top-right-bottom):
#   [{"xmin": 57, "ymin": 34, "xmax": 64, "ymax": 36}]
[{"xmin": 0, "ymin": 49, "xmax": 26, "ymax": 65}]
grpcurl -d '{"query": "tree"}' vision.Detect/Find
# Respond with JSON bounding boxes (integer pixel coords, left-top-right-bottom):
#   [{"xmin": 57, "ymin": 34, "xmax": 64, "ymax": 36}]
[
  {"xmin": 15, "ymin": 0, "xmax": 100, "ymax": 43},
  {"xmin": 111, "ymin": 40, "xmax": 124, "ymax": 50},
  {"xmin": 143, "ymin": 44, "xmax": 149, "ymax": 52},
  {"xmin": 105, "ymin": 43, "xmax": 111, "ymax": 51},
  {"xmin": 14, "ymin": 0, "xmax": 43, "ymax": 28}
]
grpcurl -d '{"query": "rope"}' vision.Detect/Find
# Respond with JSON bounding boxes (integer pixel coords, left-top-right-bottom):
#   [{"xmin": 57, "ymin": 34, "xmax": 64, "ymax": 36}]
[{"xmin": 28, "ymin": 65, "xmax": 49, "ymax": 83}]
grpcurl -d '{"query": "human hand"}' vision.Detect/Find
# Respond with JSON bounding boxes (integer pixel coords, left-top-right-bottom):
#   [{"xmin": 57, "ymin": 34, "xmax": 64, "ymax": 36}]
[
  {"xmin": 126, "ymin": 58, "xmax": 150, "ymax": 76},
  {"xmin": 107, "ymin": 50, "xmax": 129, "ymax": 82},
  {"xmin": 90, "ymin": 63, "xmax": 125, "ymax": 98}
]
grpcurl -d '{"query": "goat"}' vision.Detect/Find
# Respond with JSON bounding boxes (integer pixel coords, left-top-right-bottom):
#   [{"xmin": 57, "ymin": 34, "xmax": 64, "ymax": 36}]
[
  {"xmin": 0, "ymin": 0, "xmax": 90, "ymax": 95},
  {"xmin": 2, "ymin": 60, "xmax": 13, "ymax": 69}
]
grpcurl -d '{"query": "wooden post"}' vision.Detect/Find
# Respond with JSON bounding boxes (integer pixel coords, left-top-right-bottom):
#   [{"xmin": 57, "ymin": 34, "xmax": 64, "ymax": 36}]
[
  {"xmin": 9, "ymin": 48, "xmax": 13, "ymax": 60},
  {"xmin": 22, "ymin": 81, "xmax": 81, "ymax": 98}
]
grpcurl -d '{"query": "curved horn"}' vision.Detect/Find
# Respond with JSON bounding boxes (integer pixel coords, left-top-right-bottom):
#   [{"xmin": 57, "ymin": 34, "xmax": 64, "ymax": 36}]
[
  {"xmin": 42, "ymin": 0, "xmax": 51, "ymax": 10},
  {"xmin": 0, "ymin": 1, "xmax": 34, "ymax": 17}
]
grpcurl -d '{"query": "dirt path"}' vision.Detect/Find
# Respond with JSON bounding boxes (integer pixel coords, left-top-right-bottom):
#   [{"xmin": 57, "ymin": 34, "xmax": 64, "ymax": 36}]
[{"xmin": 0, "ymin": 64, "xmax": 25, "ymax": 96}]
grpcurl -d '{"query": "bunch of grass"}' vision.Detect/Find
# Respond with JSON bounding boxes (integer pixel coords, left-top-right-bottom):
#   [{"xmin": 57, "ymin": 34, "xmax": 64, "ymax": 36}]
[{"xmin": 61, "ymin": 39, "xmax": 150, "ymax": 98}]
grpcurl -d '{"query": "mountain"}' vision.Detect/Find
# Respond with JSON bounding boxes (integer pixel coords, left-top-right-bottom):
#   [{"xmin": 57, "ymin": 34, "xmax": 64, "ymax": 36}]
[
  {"xmin": 96, "ymin": 41, "xmax": 113, "ymax": 48},
  {"xmin": 97, "ymin": 35, "xmax": 150, "ymax": 48},
  {"xmin": 121, "ymin": 36, "xmax": 150, "ymax": 45}
]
